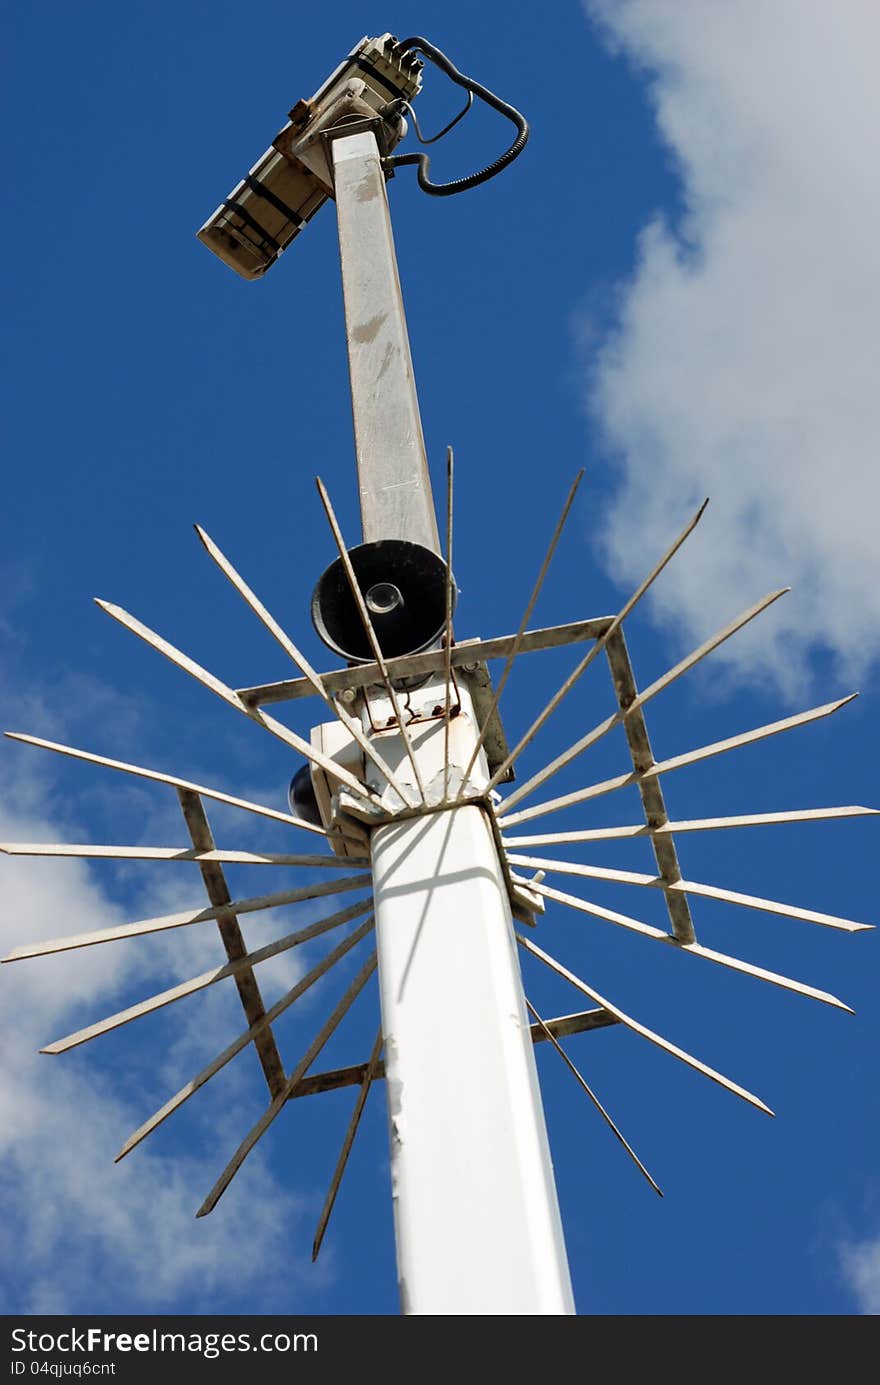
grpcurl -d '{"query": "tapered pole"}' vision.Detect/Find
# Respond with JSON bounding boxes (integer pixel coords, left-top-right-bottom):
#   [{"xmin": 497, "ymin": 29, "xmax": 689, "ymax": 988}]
[
  {"xmin": 332, "ymin": 129, "xmax": 440, "ymax": 552},
  {"xmin": 329, "ymin": 128, "xmax": 574, "ymax": 1315}
]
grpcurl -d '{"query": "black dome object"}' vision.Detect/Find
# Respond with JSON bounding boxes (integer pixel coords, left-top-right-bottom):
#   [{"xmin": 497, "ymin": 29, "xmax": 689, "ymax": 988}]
[
  {"xmin": 288, "ymin": 764, "xmax": 322, "ymax": 827},
  {"xmin": 311, "ymin": 539, "xmax": 454, "ymax": 663}
]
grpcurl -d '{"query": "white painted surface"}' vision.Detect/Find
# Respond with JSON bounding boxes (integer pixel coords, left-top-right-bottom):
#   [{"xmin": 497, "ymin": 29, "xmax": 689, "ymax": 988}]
[{"xmin": 369, "ymin": 689, "xmax": 574, "ymax": 1315}]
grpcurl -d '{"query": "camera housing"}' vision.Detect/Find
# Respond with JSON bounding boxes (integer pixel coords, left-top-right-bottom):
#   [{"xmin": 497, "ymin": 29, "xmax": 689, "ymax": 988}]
[{"xmin": 197, "ymin": 34, "xmax": 421, "ymax": 280}]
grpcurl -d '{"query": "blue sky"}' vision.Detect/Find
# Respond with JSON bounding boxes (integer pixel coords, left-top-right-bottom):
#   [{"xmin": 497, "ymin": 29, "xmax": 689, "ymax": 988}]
[{"xmin": 2, "ymin": 1, "xmax": 878, "ymax": 1316}]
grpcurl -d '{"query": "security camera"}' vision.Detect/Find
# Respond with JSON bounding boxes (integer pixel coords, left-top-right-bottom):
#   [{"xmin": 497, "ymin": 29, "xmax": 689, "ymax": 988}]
[{"xmin": 197, "ymin": 33, "xmax": 421, "ymax": 280}]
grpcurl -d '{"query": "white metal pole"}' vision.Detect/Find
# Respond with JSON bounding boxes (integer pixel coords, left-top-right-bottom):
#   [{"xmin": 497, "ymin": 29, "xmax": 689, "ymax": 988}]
[
  {"xmin": 329, "ymin": 128, "xmax": 574, "ymax": 1315},
  {"xmin": 368, "ymin": 687, "xmax": 574, "ymax": 1315},
  {"xmin": 332, "ymin": 128, "xmax": 440, "ymax": 553}
]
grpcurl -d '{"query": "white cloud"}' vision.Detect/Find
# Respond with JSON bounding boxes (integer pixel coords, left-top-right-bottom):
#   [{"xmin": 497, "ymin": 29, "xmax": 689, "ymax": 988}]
[
  {"xmin": 840, "ymin": 1233, "xmax": 880, "ymax": 1314},
  {"xmin": 584, "ymin": 1, "xmax": 880, "ymax": 693},
  {"xmin": 0, "ymin": 760, "xmax": 321, "ymax": 1315}
]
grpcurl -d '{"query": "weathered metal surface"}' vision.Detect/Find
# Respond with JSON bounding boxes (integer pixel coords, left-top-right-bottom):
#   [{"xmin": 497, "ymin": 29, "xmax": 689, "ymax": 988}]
[
  {"xmin": 3, "ymin": 871, "xmax": 372, "ymax": 961},
  {"xmin": 648, "ymin": 695, "xmax": 856, "ymax": 779},
  {"xmin": 498, "ymin": 694, "xmax": 857, "ymax": 829},
  {"xmin": 283, "ymin": 1005, "xmax": 621, "ymax": 1099},
  {"xmin": 499, "ymin": 588, "xmax": 788, "ymax": 815},
  {"xmin": 196, "ymin": 952, "xmax": 378, "ymax": 1216},
  {"xmin": 176, "ymin": 789, "xmax": 286, "ymax": 1098},
  {"xmin": 283, "ymin": 1007, "xmax": 618, "ymax": 1102},
  {"xmin": 512, "ymin": 874, "xmax": 670, "ymax": 941},
  {"xmin": 41, "ymin": 898, "xmax": 374, "ymax": 1055},
  {"xmin": 669, "ymin": 878, "xmax": 872, "ymax": 933},
  {"xmin": 312, "ymin": 1026, "xmax": 384, "ymax": 1260},
  {"xmin": 517, "ymin": 932, "xmax": 773, "ymax": 1115},
  {"xmin": 94, "ymin": 598, "xmax": 385, "ymax": 812},
  {"xmin": 115, "ymin": 918, "xmax": 375, "ymax": 1162},
  {"xmin": 514, "ymin": 876, "xmax": 852, "ymax": 1010},
  {"xmin": 234, "ymin": 617, "xmax": 615, "ymax": 708},
  {"xmin": 525, "ymin": 999, "xmax": 662, "ymax": 1197},
  {"xmin": 507, "ymin": 855, "xmax": 872, "ymax": 933},
  {"xmin": 463, "ymin": 663, "xmax": 514, "ymax": 783},
  {"xmin": 195, "ymin": 524, "xmax": 412, "ymax": 806},
  {"xmin": 331, "ymin": 129, "xmax": 439, "ymax": 552},
  {"xmin": 483, "ymin": 789, "xmax": 541, "ymax": 926},
  {"xmin": 674, "ymin": 941, "xmax": 853, "ymax": 1010},
  {"xmin": 527, "ymin": 1005, "xmax": 619, "ymax": 1041},
  {"xmin": 604, "ymin": 626, "xmax": 696, "ymax": 945},
  {"xmin": 501, "ymin": 804, "xmax": 879, "ymax": 847},
  {"xmin": 485, "ymin": 500, "xmax": 709, "ymax": 792},
  {"xmin": 456, "ymin": 469, "xmax": 584, "ymax": 798},
  {"xmin": 0, "ymin": 842, "xmax": 368, "ymax": 864},
  {"xmin": 4, "ymin": 731, "xmax": 331, "ymax": 836}
]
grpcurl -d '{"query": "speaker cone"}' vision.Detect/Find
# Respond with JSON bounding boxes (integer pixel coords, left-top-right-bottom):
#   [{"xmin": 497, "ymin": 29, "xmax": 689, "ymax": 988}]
[{"xmin": 311, "ymin": 540, "xmax": 454, "ymax": 662}]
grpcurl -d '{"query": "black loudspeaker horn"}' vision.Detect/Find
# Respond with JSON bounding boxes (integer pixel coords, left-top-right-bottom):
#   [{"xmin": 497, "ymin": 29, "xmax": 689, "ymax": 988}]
[{"xmin": 311, "ymin": 539, "xmax": 455, "ymax": 663}]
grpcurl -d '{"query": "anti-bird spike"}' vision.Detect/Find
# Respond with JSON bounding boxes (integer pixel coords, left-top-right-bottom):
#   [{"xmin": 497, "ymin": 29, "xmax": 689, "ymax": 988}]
[{"xmin": 1, "ymin": 30, "xmax": 873, "ymax": 1321}]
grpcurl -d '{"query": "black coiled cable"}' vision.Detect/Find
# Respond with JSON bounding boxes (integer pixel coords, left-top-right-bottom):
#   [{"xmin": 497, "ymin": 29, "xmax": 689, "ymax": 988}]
[{"xmin": 385, "ymin": 35, "xmax": 529, "ymax": 196}]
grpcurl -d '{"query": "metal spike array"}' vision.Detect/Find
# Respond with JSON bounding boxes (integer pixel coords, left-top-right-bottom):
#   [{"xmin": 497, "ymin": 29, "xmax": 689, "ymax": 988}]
[{"xmin": 1, "ymin": 480, "xmax": 875, "ymax": 1257}]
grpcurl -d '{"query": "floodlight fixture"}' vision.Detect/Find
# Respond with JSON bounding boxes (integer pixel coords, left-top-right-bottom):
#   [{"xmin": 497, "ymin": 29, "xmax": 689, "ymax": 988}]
[{"xmin": 197, "ymin": 33, "xmax": 421, "ymax": 280}]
